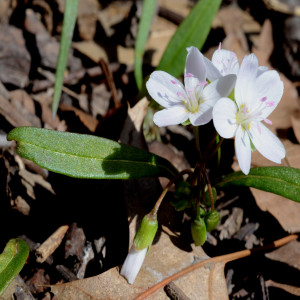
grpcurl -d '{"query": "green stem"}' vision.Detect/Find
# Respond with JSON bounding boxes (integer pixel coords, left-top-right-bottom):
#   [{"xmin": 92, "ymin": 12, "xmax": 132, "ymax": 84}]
[
  {"xmin": 194, "ymin": 126, "xmax": 202, "ymax": 160},
  {"xmin": 203, "ymin": 168, "xmax": 215, "ymax": 211},
  {"xmin": 150, "ymin": 169, "xmax": 193, "ymax": 218},
  {"xmin": 205, "ymin": 137, "xmax": 224, "ymax": 161}
]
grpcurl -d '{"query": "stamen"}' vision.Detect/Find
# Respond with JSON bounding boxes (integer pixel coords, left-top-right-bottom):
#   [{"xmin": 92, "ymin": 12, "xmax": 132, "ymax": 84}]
[
  {"xmin": 171, "ymin": 80, "xmax": 177, "ymax": 85},
  {"xmin": 177, "ymin": 92, "xmax": 183, "ymax": 97},
  {"xmin": 186, "ymin": 73, "xmax": 194, "ymax": 78},
  {"xmin": 197, "ymin": 81, "xmax": 207, "ymax": 87},
  {"xmin": 260, "ymin": 96, "xmax": 267, "ymax": 102},
  {"xmin": 243, "ymin": 105, "xmax": 247, "ymax": 115},
  {"xmin": 218, "ymin": 42, "xmax": 221, "ymax": 51},
  {"xmin": 264, "ymin": 118, "xmax": 272, "ymax": 125},
  {"xmin": 257, "ymin": 123, "xmax": 261, "ymax": 134},
  {"xmin": 266, "ymin": 101, "xmax": 274, "ymax": 107}
]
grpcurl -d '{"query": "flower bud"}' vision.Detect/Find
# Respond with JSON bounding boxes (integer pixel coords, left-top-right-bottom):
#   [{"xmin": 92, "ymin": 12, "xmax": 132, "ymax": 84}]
[
  {"xmin": 205, "ymin": 211, "xmax": 220, "ymax": 232},
  {"xmin": 191, "ymin": 217, "xmax": 207, "ymax": 246},
  {"xmin": 121, "ymin": 213, "xmax": 158, "ymax": 284},
  {"xmin": 133, "ymin": 213, "xmax": 158, "ymax": 251}
]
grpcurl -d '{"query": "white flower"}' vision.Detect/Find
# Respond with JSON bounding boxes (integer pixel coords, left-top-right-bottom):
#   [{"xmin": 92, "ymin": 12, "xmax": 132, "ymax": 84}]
[
  {"xmin": 146, "ymin": 47, "xmax": 236, "ymax": 127},
  {"xmin": 213, "ymin": 53, "xmax": 286, "ymax": 175},
  {"xmin": 204, "ymin": 43, "xmax": 239, "ymax": 81},
  {"xmin": 120, "ymin": 246, "xmax": 147, "ymax": 284}
]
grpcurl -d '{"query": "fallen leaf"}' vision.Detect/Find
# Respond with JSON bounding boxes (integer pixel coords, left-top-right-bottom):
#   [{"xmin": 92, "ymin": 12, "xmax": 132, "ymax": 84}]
[
  {"xmin": 24, "ymin": 8, "xmax": 81, "ymax": 71},
  {"xmin": 77, "ymin": 0, "xmax": 99, "ymax": 41},
  {"xmin": 72, "ymin": 41, "xmax": 108, "ymax": 63},
  {"xmin": 59, "ymin": 104, "xmax": 99, "ymax": 132},
  {"xmin": 98, "ymin": 1, "xmax": 132, "ymax": 38},
  {"xmin": 291, "ymin": 111, "xmax": 300, "ymax": 144},
  {"xmin": 266, "ymin": 239, "xmax": 300, "ymax": 271},
  {"xmin": 0, "ymin": 25, "xmax": 31, "ymax": 87},
  {"xmin": 266, "ymin": 280, "xmax": 300, "ymax": 297},
  {"xmin": 0, "ymin": 95, "xmax": 33, "ymax": 127}
]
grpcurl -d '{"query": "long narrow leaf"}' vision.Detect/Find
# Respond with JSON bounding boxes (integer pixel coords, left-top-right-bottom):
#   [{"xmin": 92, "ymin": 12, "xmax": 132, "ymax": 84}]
[
  {"xmin": 214, "ymin": 167, "xmax": 300, "ymax": 202},
  {"xmin": 7, "ymin": 127, "xmax": 178, "ymax": 179},
  {"xmin": 157, "ymin": 0, "xmax": 222, "ymax": 77},
  {"xmin": 0, "ymin": 239, "xmax": 29, "ymax": 295},
  {"xmin": 52, "ymin": 0, "xmax": 79, "ymax": 119},
  {"xmin": 134, "ymin": 0, "xmax": 158, "ymax": 90}
]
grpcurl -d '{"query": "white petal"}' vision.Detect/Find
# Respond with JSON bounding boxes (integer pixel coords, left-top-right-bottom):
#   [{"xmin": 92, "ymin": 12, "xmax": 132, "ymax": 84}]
[
  {"xmin": 189, "ymin": 104, "xmax": 213, "ymax": 126},
  {"xmin": 212, "ymin": 49, "xmax": 239, "ymax": 76},
  {"xmin": 213, "ymin": 97, "xmax": 238, "ymax": 138},
  {"xmin": 235, "ymin": 126, "xmax": 251, "ymax": 175},
  {"xmin": 257, "ymin": 66, "xmax": 269, "ymax": 76},
  {"xmin": 203, "ymin": 56, "xmax": 221, "ymax": 82},
  {"xmin": 203, "ymin": 74, "xmax": 236, "ymax": 105},
  {"xmin": 153, "ymin": 106, "xmax": 188, "ymax": 127},
  {"xmin": 120, "ymin": 246, "xmax": 147, "ymax": 284},
  {"xmin": 252, "ymin": 70, "xmax": 284, "ymax": 118},
  {"xmin": 146, "ymin": 71, "xmax": 186, "ymax": 108},
  {"xmin": 185, "ymin": 47, "xmax": 206, "ymax": 84},
  {"xmin": 235, "ymin": 54, "xmax": 258, "ymax": 107},
  {"xmin": 249, "ymin": 122, "xmax": 285, "ymax": 164}
]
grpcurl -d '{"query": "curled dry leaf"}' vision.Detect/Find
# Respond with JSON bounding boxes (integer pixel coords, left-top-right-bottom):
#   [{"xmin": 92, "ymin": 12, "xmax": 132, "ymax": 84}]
[{"xmin": 0, "ymin": 25, "xmax": 30, "ymax": 87}]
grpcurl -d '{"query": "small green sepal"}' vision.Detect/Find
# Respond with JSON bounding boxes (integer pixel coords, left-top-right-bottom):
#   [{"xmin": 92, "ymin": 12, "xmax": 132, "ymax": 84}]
[
  {"xmin": 181, "ymin": 119, "xmax": 191, "ymax": 126},
  {"xmin": 205, "ymin": 211, "xmax": 220, "ymax": 232},
  {"xmin": 133, "ymin": 213, "xmax": 158, "ymax": 251},
  {"xmin": 191, "ymin": 216, "xmax": 207, "ymax": 246}
]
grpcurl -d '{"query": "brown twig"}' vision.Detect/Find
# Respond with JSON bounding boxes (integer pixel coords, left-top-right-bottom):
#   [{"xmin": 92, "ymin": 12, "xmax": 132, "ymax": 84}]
[
  {"xmin": 99, "ymin": 58, "xmax": 121, "ymax": 108},
  {"xmin": 134, "ymin": 234, "xmax": 298, "ymax": 299},
  {"xmin": 36, "ymin": 225, "xmax": 69, "ymax": 263}
]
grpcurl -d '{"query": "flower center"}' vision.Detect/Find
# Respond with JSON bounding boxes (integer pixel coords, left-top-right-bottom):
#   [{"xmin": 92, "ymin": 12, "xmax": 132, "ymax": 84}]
[{"xmin": 236, "ymin": 104, "xmax": 252, "ymax": 130}]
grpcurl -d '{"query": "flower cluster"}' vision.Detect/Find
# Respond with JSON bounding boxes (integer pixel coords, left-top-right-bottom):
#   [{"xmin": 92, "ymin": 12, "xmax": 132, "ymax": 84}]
[{"xmin": 146, "ymin": 46, "xmax": 285, "ymax": 175}]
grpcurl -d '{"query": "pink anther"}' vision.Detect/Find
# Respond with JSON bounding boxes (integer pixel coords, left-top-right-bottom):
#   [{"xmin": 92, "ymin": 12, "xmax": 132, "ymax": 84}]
[
  {"xmin": 186, "ymin": 73, "xmax": 194, "ymax": 78},
  {"xmin": 260, "ymin": 96, "xmax": 267, "ymax": 102},
  {"xmin": 171, "ymin": 80, "xmax": 177, "ymax": 85},
  {"xmin": 266, "ymin": 101, "xmax": 274, "ymax": 107},
  {"xmin": 264, "ymin": 118, "xmax": 272, "ymax": 125}
]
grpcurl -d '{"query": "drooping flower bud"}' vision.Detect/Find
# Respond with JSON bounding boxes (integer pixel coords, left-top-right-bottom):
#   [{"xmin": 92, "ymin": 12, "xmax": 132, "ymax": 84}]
[
  {"xmin": 120, "ymin": 213, "xmax": 158, "ymax": 284},
  {"xmin": 191, "ymin": 216, "xmax": 207, "ymax": 246},
  {"xmin": 133, "ymin": 213, "xmax": 158, "ymax": 250},
  {"xmin": 205, "ymin": 210, "xmax": 220, "ymax": 232}
]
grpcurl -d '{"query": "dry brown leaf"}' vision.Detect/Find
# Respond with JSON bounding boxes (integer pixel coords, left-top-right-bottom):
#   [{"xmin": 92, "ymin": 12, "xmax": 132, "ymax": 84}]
[
  {"xmin": 98, "ymin": 1, "xmax": 132, "ymax": 38},
  {"xmin": 0, "ymin": 95, "xmax": 34, "ymax": 127},
  {"xmin": 145, "ymin": 16, "xmax": 177, "ymax": 66},
  {"xmin": 51, "ymin": 231, "xmax": 228, "ymax": 300},
  {"xmin": 73, "ymin": 41, "xmax": 108, "ymax": 63},
  {"xmin": 291, "ymin": 111, "xmax": 300, "ymax": 144},
  {"xmin": 0, "ymin": 25, "xmax": 30, "ymax": 87},
  {"xmin": 77, "ymin": 0, "xmax": 99, "ymax": 41},
  {"xmin": 266, "ymin": 240, "xmax": 300, "ymax": 271},
  {"xmin": 247, "ymin": 140, "xmax": 300, "ymax": 233},
  {"xmin": 10, "ymin": 90, "xmax": 41, "ymax": 128},
  {"xmin": 24, "ymin": 8, "xmax": 81, "ymax": 71},
  {"xmin": 266, "ymin": 280, "xmax": 300, "ymax": 297},
  {"xmin": 51, "ymin": 234, "xmax": 297, "ymax": 300},
  {"xmin": 59, "ymin": 104, "xmax": 99, "ymax": 132}
]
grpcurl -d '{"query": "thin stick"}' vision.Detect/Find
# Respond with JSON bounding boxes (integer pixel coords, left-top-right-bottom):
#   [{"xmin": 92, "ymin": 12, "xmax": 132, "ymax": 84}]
[
  {"xmin": 99, "ymin": 58, "xmax": 120, "ymax": 108},
  {"xmin": 134, "ymin": 234, "xmax": 298, "ymax": 299}
]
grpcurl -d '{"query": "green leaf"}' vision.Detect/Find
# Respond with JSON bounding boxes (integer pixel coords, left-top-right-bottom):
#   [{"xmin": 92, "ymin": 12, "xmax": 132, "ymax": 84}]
[
  {"xmin": 0, "ymin": 239, "xmax": 29, "ymax": 295},
  {"xmin": 7, "ymin": 127, "xmax": 178, "ymax": 179},
  {"xmin": 134, "ymin": 0, "xmax": 158, "ymax": 90},
  {"xmin": 157, "ymin": 0, "xmax": 222, "ymax": 77},
  {"xmin": 52, "ymin": 0, "xmax": 79, "ymax": 119},
  {"xmin": 214, "ymin": 167, "xmax": 300, "ymax": 202}
]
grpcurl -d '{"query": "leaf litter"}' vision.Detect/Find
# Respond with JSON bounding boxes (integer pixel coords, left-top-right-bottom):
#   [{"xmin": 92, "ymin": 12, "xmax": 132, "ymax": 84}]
[{"xmin": 0, "ymin": 0, "xmax": 300, "ymax": 299}]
